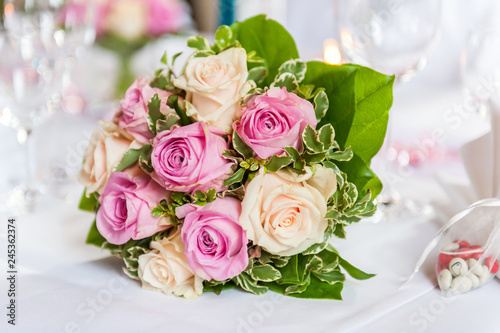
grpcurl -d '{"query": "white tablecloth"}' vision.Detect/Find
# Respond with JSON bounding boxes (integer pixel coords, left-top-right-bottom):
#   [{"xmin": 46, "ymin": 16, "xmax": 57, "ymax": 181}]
[{"xmin": 1, "ymin": 79, "xmax": 499, "ymax": 333}]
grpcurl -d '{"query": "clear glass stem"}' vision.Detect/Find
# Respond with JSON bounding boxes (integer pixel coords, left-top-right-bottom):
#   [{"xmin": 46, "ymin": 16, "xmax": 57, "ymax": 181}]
[{"xmin": 17, "ymin": 126, "xmax": 34, "ymax": 188}]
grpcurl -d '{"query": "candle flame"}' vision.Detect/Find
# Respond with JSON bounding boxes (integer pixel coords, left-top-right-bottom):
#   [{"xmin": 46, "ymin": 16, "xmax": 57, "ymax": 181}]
[{"xmin": 323, "ymin": 39, "xmax": 342, "ymax": 65}]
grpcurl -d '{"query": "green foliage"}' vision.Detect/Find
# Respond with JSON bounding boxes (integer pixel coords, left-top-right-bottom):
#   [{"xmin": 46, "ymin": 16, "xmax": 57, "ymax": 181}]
[
  {"xmin": 231, "ymin": 15, "xmax": 299, "ymax": 87},
  {"xmin": 167, "ymin": 95, "xmax": 192, "ymax": 126},
  {"xmin": 79, "ymin": 189, "xmax": 99, "ymax": 212},
  {"xmin": 86, "ymin": 220, "xmax": 106, "ymax": 247},
  {"xmin": 302, "ymin": 62, "xmax": 393, "ymax": 198},
  {"xmin": 114, "ymin": 144, "xmax": 152, "ymax": 173}
]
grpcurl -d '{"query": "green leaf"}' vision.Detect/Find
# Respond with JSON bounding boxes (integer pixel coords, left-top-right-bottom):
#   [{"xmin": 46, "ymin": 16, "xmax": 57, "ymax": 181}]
[
  {"xmin": 284, "ymin": 273, "xmax": 311, "ymax": 295},
  {"xmin": 250, "ymin": 265, "xmax": 282, "ymax": 282},
  {"xmin": 313, "ymin": 90, "xmax": 329, "ymax": 122},
  {"xmin": 171, "ymin": 51, "xmax": 182, "ymax": 66},
  {"xmin": 328, "ymin": 148, "xmax": 354, "ymax": 162},
  {"xmin": 214, "ymin": 25, "xmax": 233, "ymax": 48},
  {"xmin": 271, "ymin": 72, "xmax": 298, "ymax": 92},
  {"xmin": 339, "ymin": 258, "xmax": 375, "ymax": 280},
  {"xmin": 167, "ymin": 95, "xmax": 191, "ymax": 126},
  {"xmin": 187, "ymin": 35, "xmax": 211, "ymax": 51},
  {"xmin": 298, "ymin": 84, "xmax": 316, "ymax": 99},
  {"xmin": 302, "ymin": 125, "xmax": 323, "ymax": 153},
  {"xmin": 277, "ymin": 59, "xmax": 307, "ymax": 83},
  {"xmin": 333, "ymin": 224, "xmax": 346, "ymax": 239},
  {"xmin": 302, "ymin": 226, "xmax": 334, "ymax": 255},
  {"xmin": 234, "ymin": 273, "xmax": 268, "ymax": 295},
  {"xmin": 160, "ymin": 51, "xmax": 168, "ymax": 65},
  {"xmin": 265, "ymin": 155, "xmax": 292, "ymax": 173},
  {"xmin": 312, "ymin": 270, "xmax": 345, "ymax": 285},
  {"xmin": 247, "ymin": 66, "xmax": 268, "ymax": 83},
  {"xmin": 147, "ymin": 93, "xmax": 163, "ymax": 134},
  {"xmin": 325, "ymin": 246, "xmax": 375, "ymax": 280},
  {"xmin": 114, "ymin": 147, "xmax": 142, "ymax": 172},
  {"xmin": 337, "ymin": 153, "xmax": 382, "ymax": 198},
  {"xmin": 207, "ymin": 188, "xmax": 217, "ymax": 202},
  {"xmin": 222, "ymin": 168, "xmax": 246, "ymax": 187},
  {"xmin": 265, "ymin": 274, "xmax": 343, "ymax": 300},
  {"xmin": 231, "ymin": 15, "xmax": 299, "ymax": 87},
  {"xmin": 322, "ymin": 160, "xmax": 344, "ymax": 189},
  {"xmin": 303, "ymin": 62, "xmax": 393, "ymax": 164},
  {"xmin": 138, "ymin": 144, "xmax": 153, "ymax": 173},
  {"xmin": 318, "ymin": 124, "xmax": 335, "ymax": 147},
  {"xmin": 284, "ymin": 146, "xmax": 301, "ymax": 161},
  {"xmin": 156, "ymin": 113, "xmax": 180, "ymax": 133},
  {"xmin": 232, "ymin": 131, "xmax": 254, "ymax": 159},
  {"xmin": 86, "ymin": 220, "xmax": 106, "ymax": 247},
  {"xmin": 277, "ymin": 255, "xmax": 308, "ymax": 285},
  {"xmin": 78, "ymin": 189, "xmax": 99, "ymax": 212},
  {"xmin": 203, "ymin": 281, "xmax": 237, "ymax": 295}
]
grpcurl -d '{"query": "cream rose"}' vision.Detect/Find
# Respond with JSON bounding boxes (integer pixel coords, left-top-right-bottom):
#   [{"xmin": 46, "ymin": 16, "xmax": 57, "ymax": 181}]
[
  {"xmin": 239, "ymin": 167, "xmax": 335, "ymax": 256},
  {"xmin": 105, "ymin": 0, "xmax": 148, "ymax": 40},
  {"xmin": 77, "ymin": 121, "xmax": 140, "ymax": 195},
  {"xmin": 173, "ymin": 47, "xmax": 252, "ymax": 133},
  {"xmin": 138, "ymin": 227, "xmax": 203, "ymax": 299}
]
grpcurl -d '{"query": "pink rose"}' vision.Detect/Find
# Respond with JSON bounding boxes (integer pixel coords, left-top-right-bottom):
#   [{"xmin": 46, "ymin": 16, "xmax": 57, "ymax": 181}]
[
  {"xmin": 177, "ymin": 197, "xmax": 248, "ymax": 281},
  {"xmin": 113, "ymin": 77, "xmax": 172, "ymax": 144},
  {"xmin": 97, "ymin": 172, "xmax": 170, "ymax": 245},
  {"xmin": 234, "ymin": 87, "xmax": 317, "ymax": 159},
  {"xmin": 146, "ymin": 0, "xmax": 186, "ymax": 35},
  {"xmin": 151, "ymin": 122, "xmax": 234, "ymax": 193}
]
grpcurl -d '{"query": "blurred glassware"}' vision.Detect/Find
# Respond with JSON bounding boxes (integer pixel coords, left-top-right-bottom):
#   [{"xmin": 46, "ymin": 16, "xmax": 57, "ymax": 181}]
[
  {"xmin": 461, "ymin": 28, "xmax": 500, "ymax": 118},
  {"xmin": 337, "ymin": 0, "xmax": 441, "ymax": 83},
  {"xmin": 0, "ymin": 0, "xmax": 80, "ymax": 213},
  {"xmin": 336, "ymin": 0, "xmax": 442, "ymax": 220}
]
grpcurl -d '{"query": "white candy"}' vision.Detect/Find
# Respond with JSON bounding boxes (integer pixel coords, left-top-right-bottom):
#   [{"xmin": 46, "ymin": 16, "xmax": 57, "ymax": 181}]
[
  {"xmin": 442, "ymin": 243, "xmax": 460, "ymax": 252},
  {"xmin": 479, "ymin": 268, "xmax": 491, "ymax": 285},
  {"xmin": 438, "ymin": 269, "xmax": 453, "ymax": 290},
  {"xmin": 467, "ymin": 259, "xmax": 481, "ymax": 275},
  {"xmin": 449, "ymin": 258, "xmax": 468, "ymax": 277},
  {"xmin": 473, "ymin": 264, "xmax": 490, "ymax": 278},
  {"xmin": 451, "ymin": 276, "xmax": 473, "ymax": 294},
  {"xmin": 468, "ymin": 274, "xmax": 480, "ymax": 288}
]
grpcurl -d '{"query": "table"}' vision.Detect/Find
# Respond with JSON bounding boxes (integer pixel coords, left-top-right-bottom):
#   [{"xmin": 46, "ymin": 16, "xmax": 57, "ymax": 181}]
[{"xmin": 1, "ymin": 79, "xmax": 499, "ymax": 333}]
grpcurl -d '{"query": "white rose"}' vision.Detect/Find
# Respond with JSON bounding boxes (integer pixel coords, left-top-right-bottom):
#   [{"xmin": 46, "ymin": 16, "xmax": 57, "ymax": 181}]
[
  {"xmin": 173, "ymin": 47, "xmax": 253, "ymax": 133},
  {"xmin": 138, "ymin": 227, "xmax": 203, "ymax": 299},
  {"xmin": 105, "ymin": 0, "xmax": 147, "ymax": 40},
  {"xmin": 77, "ymin": 121, "xmax": 140, "ymax": 195},
  {"xmin": 239, "ymin": 167, "xmax": 334, "ymax": 256}
]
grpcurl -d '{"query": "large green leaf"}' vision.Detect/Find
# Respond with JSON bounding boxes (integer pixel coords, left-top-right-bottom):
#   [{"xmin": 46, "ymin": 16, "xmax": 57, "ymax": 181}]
[
  {"xmin": 303, "ymin": 62, "xmax": 394, "ymax": 163},
  {"xmin": 86, "ymin": 220, "xmax": 106, "ymax": 247},
  {"xmin": 264, "ymin": 274, "xmax": 343, "ymax": 300},
  {"xmin": 78, "ymin": 189, "xmax": 99, "ymax": 212},
  {"xmin": 231, "ymin": 15, "xmax": 299, "ymax": 87},
  {"xmin": 337, "ymin": 153, "xmax": 383, "ymax": 198},
  {"xmin": 343, "ymin": 64, "xmax": 394, "ymax": 162},
  {"xmin": 303, "ymin": 63, "xmax": 357, "ymax": 150}
]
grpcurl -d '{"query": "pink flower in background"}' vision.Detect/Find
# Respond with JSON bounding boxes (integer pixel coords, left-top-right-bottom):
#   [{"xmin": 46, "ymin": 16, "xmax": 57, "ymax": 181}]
[
  {"xmin": 177, "ymin": 197, "xmax": 248, "ymax": 281},
  {"xmin": 234, "ymin": 87, "xmax": 317, "ymax": 159},
  {"xmin": 151, "ymin": 122, "xmax": 234, "ymax": 193},
  {"xmin": 96, "ymin": 172, "xmax": 170, "ymax": 245},
  {"xmin": 114, "ymin": 77, "xmax": 172, "ymax": 144},
  {"xmin": 146, "ymin": 0, "xmax": 186, "ymax": 35}
]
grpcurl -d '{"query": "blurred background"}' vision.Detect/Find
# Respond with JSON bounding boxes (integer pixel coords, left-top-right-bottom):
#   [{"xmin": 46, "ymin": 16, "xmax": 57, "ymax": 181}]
[{"xmin": 1, "ymin": 0, "xmax": 500, "ymax": 216}]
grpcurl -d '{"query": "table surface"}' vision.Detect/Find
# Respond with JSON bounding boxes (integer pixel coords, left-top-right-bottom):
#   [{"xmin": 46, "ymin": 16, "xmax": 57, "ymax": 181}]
[{"xmin": 1, "ymin": 77, "xmax": 499, "ymax": 333}]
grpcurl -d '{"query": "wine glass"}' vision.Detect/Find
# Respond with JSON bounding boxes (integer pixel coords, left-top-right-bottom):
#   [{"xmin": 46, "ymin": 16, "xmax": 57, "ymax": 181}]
[
  {"xmin": 0, "ymin": 1, "xmax": 71, "ymax": 213},
  {"xmin": 461, "ymin": 28, "xmax": 500, "ymax": 118},
  {"xmin": 336, "ymin": 0, "xmax": 442, "ymax": 220}
]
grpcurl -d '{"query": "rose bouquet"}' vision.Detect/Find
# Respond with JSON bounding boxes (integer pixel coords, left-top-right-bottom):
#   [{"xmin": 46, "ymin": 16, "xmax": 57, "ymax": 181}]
[{"xmin": 78, "ymin": 15, "xmax": 394, "ymax": 299}]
